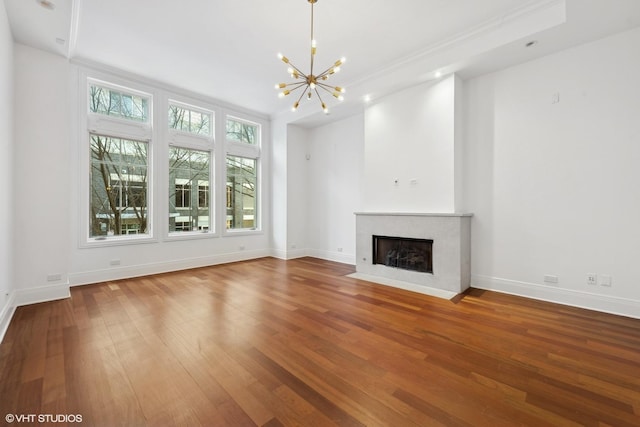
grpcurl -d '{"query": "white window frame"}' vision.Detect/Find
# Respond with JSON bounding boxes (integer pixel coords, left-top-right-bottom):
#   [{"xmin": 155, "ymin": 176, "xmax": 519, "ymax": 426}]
[
  {"xmin": 165, "ymin": 97, "xmax": 216, "ymax": 240},
  {"xmin": 79, "ymin": 71, "xmax": 156, "ymax": 247},
  {"xmin": 223, "ymin": 114, "xmax": 262, "ymax": 235}
]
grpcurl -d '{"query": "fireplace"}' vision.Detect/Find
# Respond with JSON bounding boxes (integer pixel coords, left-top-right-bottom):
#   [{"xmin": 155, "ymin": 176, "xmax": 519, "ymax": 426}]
[
  {"xmin": 354, "ymin": 212, "xmax": 472, "ymax": 296},
  {"xmin": 372, "ymin": 235, "xmax": 433, "ymax": 274}
]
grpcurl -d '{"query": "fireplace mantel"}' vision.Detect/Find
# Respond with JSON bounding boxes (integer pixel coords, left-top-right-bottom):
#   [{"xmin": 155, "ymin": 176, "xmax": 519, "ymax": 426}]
[
  {"xmin": 353, "ymin": 212, "xmax": 472, "ymax": 299},
  {"xmin": 355, "ymin": 212, "xmax": 473, "ymax": 217}
]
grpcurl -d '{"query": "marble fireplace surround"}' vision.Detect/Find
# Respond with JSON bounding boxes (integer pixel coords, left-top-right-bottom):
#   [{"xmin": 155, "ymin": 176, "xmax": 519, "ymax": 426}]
[{"xmin": 352, "ymin": 212, "xmax": 472, "ymax": 299}]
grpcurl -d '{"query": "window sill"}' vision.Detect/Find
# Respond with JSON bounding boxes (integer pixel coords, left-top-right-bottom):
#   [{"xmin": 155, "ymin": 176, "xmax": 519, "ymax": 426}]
[
  {"xmin": 166, "ymin": 231, "xmax": 218, "ymax": 241},
  {"xmin": 223, "ymin": 228, "xmax": 263, "ymax": 237},
  {"xmin": 81, "ymin": 234, "xmax": 157, "ymax": 248}
]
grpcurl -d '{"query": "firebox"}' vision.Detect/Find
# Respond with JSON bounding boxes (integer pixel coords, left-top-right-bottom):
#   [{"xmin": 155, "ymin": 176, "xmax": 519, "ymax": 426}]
[{"xmin": 372, "ymin": 235, "xmax": 433, "ymax": 274}]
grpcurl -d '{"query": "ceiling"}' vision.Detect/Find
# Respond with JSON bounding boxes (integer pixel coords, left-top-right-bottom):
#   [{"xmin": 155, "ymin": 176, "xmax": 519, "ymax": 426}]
[{"xmin": 5, "ymin": 0, "xmax": 640, "ymax": 126}]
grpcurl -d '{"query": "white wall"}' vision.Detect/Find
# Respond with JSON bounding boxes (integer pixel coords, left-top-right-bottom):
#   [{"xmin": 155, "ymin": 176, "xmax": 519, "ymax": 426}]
[
  {"xmin": 13, "ymin": 44, "xmax": 71, "ymax": 305},
  {"xmin": 363, "ymin": 76, "xmax": 458, "ymax": 213},
  {"xmin": 286, "ymin": 124, "xmax": 310, "ymax": 258},
  {"xmin": 270, "ymin": 117, "xmax": 288, "ymax": 258},
  {"xmin": 464, "ymin": 27, "xmax": 640, "ymax": 316},
  {"xmin": 307, "ymin": 115, "xmax": 364, "ymax": 264},
  {"xmin": 0, "ymin": 0, "xmax": 15, "ymax": 339}
]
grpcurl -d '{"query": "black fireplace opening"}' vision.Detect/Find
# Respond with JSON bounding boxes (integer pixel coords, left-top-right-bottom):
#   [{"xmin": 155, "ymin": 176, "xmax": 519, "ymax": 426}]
[{"xmin": 372, "ymin": 235, "xmax": 433, "ymax": 274}]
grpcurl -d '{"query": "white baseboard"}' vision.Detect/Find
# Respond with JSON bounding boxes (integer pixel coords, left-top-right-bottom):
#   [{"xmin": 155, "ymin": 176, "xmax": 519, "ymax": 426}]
[
  {"xmin": 0, "ymin": 282, "xmax": 71, "ymax": 344},
  {"xmin": 307, "ymin": 249, "xmax": 355, "ymax": 265},
  {"xmin": 69, "ymin": 249, "xmax": 271, "ymax": 286},
  {"xmin": 270, "ymin": 248, "xmax": 289, "ymax": 260},
  {"xmin": 14, "ymin": 283, "xmax": 71, "ymax": 307},
  {"xmin": 472, "ymin": 275, "xmax": 640, "ymax": 320},
  {"xmin": 0, "ymin": 291, "xmax": 16, "ymax": 344},
  {"xmin": 284, "ymin": 248, "xmax": 309, "ymax": 260}
]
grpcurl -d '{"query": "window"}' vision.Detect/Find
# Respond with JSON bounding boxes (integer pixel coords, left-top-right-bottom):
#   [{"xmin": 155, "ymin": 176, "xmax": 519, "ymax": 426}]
[
  {"xmin": 90, "ymin": 135, "xmax": 149, "ymax": 237},
  {"xmin": 226, "ymin": 156, "xmax": 256, "ymax": 230},
  {"xmin": 90, "ymin": 84, "xmax": 148, "ymax": 122},
  {"xmin": 169, "ymin": 147, "xmax": 211, "ymax": 233},
  {"xmin": 168, "ymin": 103, "xmax": 211, "ymax": 136},
  {"xmin": 81, "ymin": 72, "xmax": 265, "ymax": 244},
  {"xmin": 225, "ymin": 116, "xmax": 261, "ymax": 232},
  {"xmin": 86, "ymin": 80, "xmax": 152, "ymax": 241},
  {"xmin": 226, "ymin": 118, "xmax": 257, "ymax": 145}
]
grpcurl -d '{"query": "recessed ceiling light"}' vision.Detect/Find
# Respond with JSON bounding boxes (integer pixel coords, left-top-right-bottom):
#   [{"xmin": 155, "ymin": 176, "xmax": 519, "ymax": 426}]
[
  {"xmin": 364, "ymin": 95, "xmax": 372, "ymax": 103},
  {"xmin": 435, "ymin": 71, "xmax": 442, "ymax": 78},
  {"xmin": 37, "ymin": 0, "xmax": 55, "ymax": 10},
  {"xmin": 525, "ymin": 40, "xmax": 538, "ymax": 48}
]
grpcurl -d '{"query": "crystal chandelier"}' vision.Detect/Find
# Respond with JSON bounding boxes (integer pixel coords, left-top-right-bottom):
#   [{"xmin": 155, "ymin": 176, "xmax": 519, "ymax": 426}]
[{"xmin": 275, "ymin": 0, "xmax": 346, "ymax": 114}]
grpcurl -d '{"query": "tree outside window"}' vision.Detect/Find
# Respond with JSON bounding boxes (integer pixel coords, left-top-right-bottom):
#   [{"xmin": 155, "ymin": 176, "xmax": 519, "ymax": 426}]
[
  {"xmin": 169, "ymin": 148, "xmax": 210, "ymax": 232},
  {"xmin": 90, "ymin": 135, "xmax": 148, "ymax": 236},
  {"xmin": 226, "ymin": 156, "xmax": 256, "ymax": 230}
]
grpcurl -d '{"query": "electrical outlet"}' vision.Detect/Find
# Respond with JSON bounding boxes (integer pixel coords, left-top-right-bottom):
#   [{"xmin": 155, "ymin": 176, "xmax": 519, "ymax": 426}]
[
  {"xmin": 544, "ymin": 275, "xmax": 559, "ymax": 285},
  {"xmin": 587, "ymin": 274, "xmax": 597, "ymax": 286},
  {"xmin": 47, "ymin": 273, "xmax": 62, "ymax": 282},
  {"xmin": 600, "ymin": 275, "xmax": 612, "ymax": 287},
  {"xmin": 110, "ymin": 259, "xmax": 121, "ymax": 266}
]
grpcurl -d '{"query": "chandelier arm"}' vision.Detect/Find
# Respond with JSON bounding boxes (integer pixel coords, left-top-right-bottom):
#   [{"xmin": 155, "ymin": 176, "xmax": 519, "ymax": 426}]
[
  {"xmin": 285, "ymin": 61, "xmax": 308, "ymax": 78},
  {"xmin": 315, "ymin": 64, "xmax": 339, "ymax": 79},
  {"xmin": 315, "ymin": 82, "xmax": 337, "ymax": 90},
  {"xmin": 315, "ymin": 84, "xmax": 335, "ymax": 94},
  {"xmin": 295, "ymin": 87, "xmax": 308, "ymax": 103},
  {"xmin": 314, "ymin": 87, "xmax": 328, "ymax": 112},
  {"xmin": 285, "ymin": 81, "xmax": 308, "ymax": 90}
]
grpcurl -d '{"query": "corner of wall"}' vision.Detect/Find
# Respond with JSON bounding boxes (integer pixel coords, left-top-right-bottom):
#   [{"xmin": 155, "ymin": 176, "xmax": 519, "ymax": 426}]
[{"xmin": 0, "ymin": 291, "xmax": 16, "ymax": 344}]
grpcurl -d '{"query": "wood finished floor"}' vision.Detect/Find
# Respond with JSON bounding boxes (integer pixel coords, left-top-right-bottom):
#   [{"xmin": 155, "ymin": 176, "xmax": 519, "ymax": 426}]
[{"xmin": 1, "ymin": 257, "xmax": 639, "ymax": 426}]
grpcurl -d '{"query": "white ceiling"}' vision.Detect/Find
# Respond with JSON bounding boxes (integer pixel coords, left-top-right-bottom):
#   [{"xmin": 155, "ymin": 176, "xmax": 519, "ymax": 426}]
[{"xmin": 5, "ymin": 0, "xmax": 640, "ymax": 126}]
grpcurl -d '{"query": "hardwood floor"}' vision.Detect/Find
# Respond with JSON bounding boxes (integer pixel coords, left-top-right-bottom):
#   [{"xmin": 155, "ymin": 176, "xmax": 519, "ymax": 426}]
[{"xmin": 1, "ymin": 257, "xmax": 639, "ymax": 426}]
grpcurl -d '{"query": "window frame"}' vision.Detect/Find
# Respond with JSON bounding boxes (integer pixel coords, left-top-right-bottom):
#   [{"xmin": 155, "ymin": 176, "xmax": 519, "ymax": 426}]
[
  {"xmin": 79, "ymin": 73, "xmax": 156, "ymax": 247},
  {"xmin": 223, "ymin": 114, "xmax": 262, "ymax": 235},
  {"xmin": 167, "ymin": 146, "xmax": 213, "ymax": 238},
  {"xmin": 165, "ymin": 97, "xmax": 216, "ymax": 240}
]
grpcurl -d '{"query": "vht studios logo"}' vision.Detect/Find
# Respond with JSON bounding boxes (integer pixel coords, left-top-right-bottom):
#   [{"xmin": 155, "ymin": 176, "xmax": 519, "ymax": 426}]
[{"xmin": 5, "ymin": 413, "xmax": 83, "ymax": 423}]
